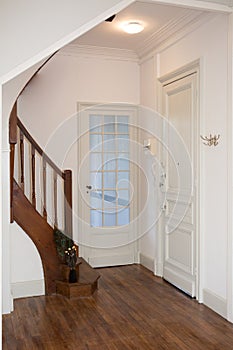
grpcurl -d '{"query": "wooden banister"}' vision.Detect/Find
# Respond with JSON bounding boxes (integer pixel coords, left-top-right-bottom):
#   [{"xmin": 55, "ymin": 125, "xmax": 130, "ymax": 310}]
[
  {"xmin": 11, "ymin": 116, "xmax": 73, "ymax": 240},
  {"xmin": 9, "ymin": 103, "xmax": 17, "ymax": 144},
  {"xmin": 17, "ymin": 118, "xmax": 63, "ymax": 178}
]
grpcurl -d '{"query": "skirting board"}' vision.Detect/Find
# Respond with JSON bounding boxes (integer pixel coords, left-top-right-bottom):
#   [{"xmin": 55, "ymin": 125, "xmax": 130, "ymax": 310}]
[
  {"xmin": 139, "ymin": 253, "xmax": 154, "ymax": 273},
  {"xmin": 203, "ymin": 289, "xmax": 227, "ymax": 319},
  {"xmin": 11, "ymin": 279, "xmax": 45, "ymax": 299},
  {"xmin": 88, "ymin": 254, "xmax": 134, "ymax": 268}
]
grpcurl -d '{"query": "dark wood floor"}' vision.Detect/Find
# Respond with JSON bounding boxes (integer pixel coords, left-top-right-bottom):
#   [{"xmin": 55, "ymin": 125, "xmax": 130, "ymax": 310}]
[{"xmin": 3, "ymin": 264, "xmax": 233, "ymax": 349}]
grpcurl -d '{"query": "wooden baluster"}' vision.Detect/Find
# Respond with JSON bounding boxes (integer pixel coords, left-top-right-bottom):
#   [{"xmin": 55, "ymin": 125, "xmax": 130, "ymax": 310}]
[
  {"xmin": 64, "ymin": 170, "xmax": 73, "ymax": 239},
  {"xmin": 20, "ymin": 130, "xmax": 25, "ymax": 191},
  {"xmin": 54, "ymin": 171, "xmax": 58, "ymax": 229},
  {"xmin": 9, "ymin": 102, "xmax": 17, "ymax": 222},
  {"xmin": 31, "ymin": 145, "xmax": 36, "ymax": 208},
  {"xmin": 10, "ymin": 144, "xmax": 15, "ymax": 223},
  {"xmin": 43, "ymin": 158, "xmax": 47, "ymax": 219}
]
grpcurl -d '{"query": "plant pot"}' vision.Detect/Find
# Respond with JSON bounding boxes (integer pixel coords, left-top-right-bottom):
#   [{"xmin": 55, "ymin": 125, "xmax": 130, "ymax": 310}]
[{"xmin": 69, "ymin": 269, "xmax": 77, "ymax": 283}]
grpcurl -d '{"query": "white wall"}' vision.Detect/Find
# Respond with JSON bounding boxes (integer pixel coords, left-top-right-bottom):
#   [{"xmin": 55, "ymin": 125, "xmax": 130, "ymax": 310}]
[
  {"xmin": 17, "ymin": 49, "xmax": 140, "ymax": 286},
  {"xmin": 140, "ymin": 13, "xmax": 229, "ymax": 316},
  {"xmin": 10, "ymin": 223, "xmax": 44, "ymax": 298},
  {"xmin": 18, "ymin": 53, "xmax": 140, "ymax": 152},
  {"xmin": 0, "ymin": 0, "xmax": 134, "ymax": 83}
]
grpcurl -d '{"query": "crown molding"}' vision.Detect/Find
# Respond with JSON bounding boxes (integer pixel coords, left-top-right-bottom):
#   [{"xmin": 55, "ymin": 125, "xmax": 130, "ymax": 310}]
[
  {"xmin": 140, "ymin": 0, "xmax": 232, "ymax": 12},
  {"xmin": 137, "ymin": 10, "xmax": 215, "ymax": 59},
  {"xmin": 59, "ymin": 10, "xmax": 216, "ymax": 65},
  {"xmin": 58, "ymin": 44, "xmax": 139, "ymax": 63}
]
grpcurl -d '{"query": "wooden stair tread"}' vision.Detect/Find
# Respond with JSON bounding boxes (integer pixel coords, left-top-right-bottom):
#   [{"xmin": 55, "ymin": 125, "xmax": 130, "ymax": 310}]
[{"xmin": 56, "ymin": 258, "xmax": 100, "ymax": 298}]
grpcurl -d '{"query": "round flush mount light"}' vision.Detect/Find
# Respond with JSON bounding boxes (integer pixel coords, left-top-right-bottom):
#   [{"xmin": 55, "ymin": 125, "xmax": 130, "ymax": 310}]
[{"xmin": 122, "ymin": 21, "xmax": 144, "ymax": 34}]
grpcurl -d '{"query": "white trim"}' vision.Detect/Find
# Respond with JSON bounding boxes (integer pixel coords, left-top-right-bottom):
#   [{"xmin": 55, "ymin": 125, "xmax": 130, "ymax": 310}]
[
  {"xmin": 138, "ymin": 12, "xmax": 214, "ymax": 59},
  {"xmin": 139, "ymin": 253, "xmax": 154, "ymax": 272},
  {"xmin": 203, "ymin": 289, "xmax": 227, "ymax": 319},
  {"xmin": 139, "ymin": 13, "xmax": 215, "ymax": 63},
  {"xmin": 88, "ymin": 254, "xmax": 134, "ymax": 267},
  {"xmin": 227, "ymin": 12, "xmax": 233, "ymax": 323},
  {"xmin": 59, "ymin": 44, "xmax": 139, "ymax": 62},
  {"xmin": 0, "ymin": 83, "xmax": 2, "ymax": 320},
  {"xmin": 157, "ymin": 60, "xmax": 201, "ymax": 300},
  {"xmin": 164, "ymin": 266, "xmax": 196, "ymax": 296},
  {"xmin": 77, "ymin": 102, "xmax": 139, "ymax": 265},
  {"xmin": 11, "ymin": 279, "xmax": 45, "ymax": 299},
  {"xmin": 141, "ymin": 0, "xmax": 232, "ymax": 12},
  {"xmin": 196, "ymin": 57, "xmax": 204, "ymax": 303}
]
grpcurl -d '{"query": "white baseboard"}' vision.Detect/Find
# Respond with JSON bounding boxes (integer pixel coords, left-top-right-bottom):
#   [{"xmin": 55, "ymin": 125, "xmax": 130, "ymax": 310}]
[
  {"xmin": 139, "ymin": 253, "xmax": 154, "ymax": 273},
  {"xmin": 203, "ymin": 289, "xmax": 227, "ymax": 319},
  {"xmin": 88, "ymin": 254, "xmax": 134, "ymax": 267},
  {"xmin": 11, "ymin": 279, "xmax": 45, "ymax": 299},
  {"xmin": 154, "ymin": 261, "xmax": 163, "ymax": 277}
]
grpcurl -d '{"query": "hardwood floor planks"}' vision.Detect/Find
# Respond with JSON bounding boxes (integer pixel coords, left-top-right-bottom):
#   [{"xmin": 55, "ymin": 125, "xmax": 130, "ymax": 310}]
[{"xmin": 3, "ymin": 264, "xmax": 233, "ymax": 349}]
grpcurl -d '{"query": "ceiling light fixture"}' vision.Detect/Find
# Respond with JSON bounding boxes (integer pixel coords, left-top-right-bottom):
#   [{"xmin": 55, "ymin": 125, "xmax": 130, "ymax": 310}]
[{"xmin": 122, "ymin": 21, "xmax": 144, "ymax": 34}]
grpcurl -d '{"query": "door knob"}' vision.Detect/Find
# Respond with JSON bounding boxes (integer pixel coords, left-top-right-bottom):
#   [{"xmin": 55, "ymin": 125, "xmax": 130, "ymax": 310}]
[{"xmin": 86, "ymin": 185, "xmax": 92, "ymax": 190}]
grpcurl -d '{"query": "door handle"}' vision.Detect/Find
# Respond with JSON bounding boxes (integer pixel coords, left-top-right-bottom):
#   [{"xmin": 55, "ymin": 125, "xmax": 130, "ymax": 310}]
[{"xmin": 86, "ymin": 185, "xmax": 92, "ymax": 193}]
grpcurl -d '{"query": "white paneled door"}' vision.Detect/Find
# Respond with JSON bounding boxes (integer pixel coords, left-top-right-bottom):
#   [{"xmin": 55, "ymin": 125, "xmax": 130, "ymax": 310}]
[
  {"xmin": 78, "ymin": 103, "xmax": 138, "ymax": 267},
  {"xmin": 160, "ymin": 68, "xmax": 198, "ymax": 297}
]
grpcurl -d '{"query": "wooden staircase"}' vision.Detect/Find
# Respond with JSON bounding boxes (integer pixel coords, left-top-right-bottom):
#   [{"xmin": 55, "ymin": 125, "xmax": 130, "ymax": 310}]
[{"xmin": 9, "ymin": 106, "xmax": 100, "ymax": 298}]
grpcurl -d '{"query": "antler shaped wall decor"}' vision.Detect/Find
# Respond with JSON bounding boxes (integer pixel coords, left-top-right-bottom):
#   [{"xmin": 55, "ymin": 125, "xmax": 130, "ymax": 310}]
[{"xmin": 200, "ymin": 134, "xmax": 220, "ymax": 147}]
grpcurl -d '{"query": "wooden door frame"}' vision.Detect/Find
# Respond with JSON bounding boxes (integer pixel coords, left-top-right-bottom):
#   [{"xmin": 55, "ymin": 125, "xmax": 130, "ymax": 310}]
[{"xmin": 156, "ymin": 60, "xmax": 202, "ymax": 301}]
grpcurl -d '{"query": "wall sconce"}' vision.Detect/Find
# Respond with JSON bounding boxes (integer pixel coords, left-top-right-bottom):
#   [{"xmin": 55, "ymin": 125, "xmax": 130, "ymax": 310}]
[{"xmin": 200, "ymin": 134, "xmax": 220, "ymax": 147}]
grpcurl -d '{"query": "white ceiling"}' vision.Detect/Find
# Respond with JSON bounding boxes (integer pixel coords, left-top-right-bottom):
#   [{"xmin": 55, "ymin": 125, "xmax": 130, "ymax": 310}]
[
  {"xmin": 70, "ymin": 0, "xmax": 233, "ymax": 57},
  {"xmin": 72, "ymin": 1, "xmax": 205, "ymax": 52}
]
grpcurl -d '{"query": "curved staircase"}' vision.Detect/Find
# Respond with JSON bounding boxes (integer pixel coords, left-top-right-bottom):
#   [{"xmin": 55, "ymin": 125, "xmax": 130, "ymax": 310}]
[{"xmin": 9, "ymin": 107, "xmax": 100, "ymax": 298}]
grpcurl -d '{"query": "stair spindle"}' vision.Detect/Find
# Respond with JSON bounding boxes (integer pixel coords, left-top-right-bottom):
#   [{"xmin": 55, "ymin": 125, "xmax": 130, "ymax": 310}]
[
  {"xmin": 54, "ymin": 171, "xmax": 58, "ymax": 229},
  {"xmin": 20, "ymin": 130, "xmax": 25, "ymax": 191},
  {"xmin": 31, "ymin": 145, "xmax": 36, "ymax": 208},
  {"xmin": 43, "ymin": 158, "xmax": 47, "ymax": 219},
  {"xmin": 10, "ymin": 144, "xmax": 15, "ymax": 223},
  {"xmin": 64, "ymin": 170, "xmax": 72, "ymax": 239}
]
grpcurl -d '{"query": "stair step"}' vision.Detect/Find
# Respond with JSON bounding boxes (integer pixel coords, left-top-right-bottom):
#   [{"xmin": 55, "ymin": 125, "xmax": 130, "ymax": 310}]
[{"xmin": 56, "ymin": 258, "xmax": 100, "ymax": 298}]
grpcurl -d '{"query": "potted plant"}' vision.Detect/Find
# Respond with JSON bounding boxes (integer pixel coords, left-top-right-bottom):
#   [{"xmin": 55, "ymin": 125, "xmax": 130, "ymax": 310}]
[{"xmin": 54, "ymin": 228, "xmax": 78, "ymax": 283}]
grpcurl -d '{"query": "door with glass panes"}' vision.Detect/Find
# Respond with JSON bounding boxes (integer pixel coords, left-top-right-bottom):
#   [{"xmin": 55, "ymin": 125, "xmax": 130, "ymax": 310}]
[{"xmin": 78, "ymin": 103, "xmax": 138, "ymax": 267}]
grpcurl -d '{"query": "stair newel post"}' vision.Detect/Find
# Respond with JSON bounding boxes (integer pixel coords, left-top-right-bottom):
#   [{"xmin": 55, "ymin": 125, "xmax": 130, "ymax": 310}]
[
  {"xmin": 31, "ymin": 145, "xmax": 36, "ymax": 208},
  {"xmin": 42, "ymin": 157, "xmax": 47, "ymax": 220},
  {"xmin": 19, "ymin": 130, "xmax": 25, "ymax": 191},
  {"xmin": 63, "ymin": 170, "xmax": 73, "ymax": 240},
  {"xmin": 9, "ymin": 102, "xmax": 17, "ymax": 223},
  {"xmin": 53, "ymin": 171, "xmax": 58, "ymax": 229}
]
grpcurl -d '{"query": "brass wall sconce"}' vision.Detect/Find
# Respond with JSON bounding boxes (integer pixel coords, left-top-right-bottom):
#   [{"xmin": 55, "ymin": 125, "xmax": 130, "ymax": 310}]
[{"xmin": 200, "ymin": 134, "xmax": 220, "ymax": 147}]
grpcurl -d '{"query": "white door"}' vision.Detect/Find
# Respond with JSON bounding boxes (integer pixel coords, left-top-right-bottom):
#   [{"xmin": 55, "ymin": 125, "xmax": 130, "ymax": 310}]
[
  {"xmin": 77, "ymin": 103, "xmax": 138, "ymax": 267},
  {"xmin": 160, "ymin": 69, "xmax": 198, "ymax": 297}
]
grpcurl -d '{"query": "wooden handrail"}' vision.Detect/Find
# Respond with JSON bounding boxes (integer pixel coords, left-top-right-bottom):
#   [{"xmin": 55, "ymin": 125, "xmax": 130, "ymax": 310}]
[
  {"xmin": 17, "ymin": 117, "xmax": 64, "ymax": 178},
  {"xmin": 10, "ymin": 115, "xmax": 73, "ymax": 238}
]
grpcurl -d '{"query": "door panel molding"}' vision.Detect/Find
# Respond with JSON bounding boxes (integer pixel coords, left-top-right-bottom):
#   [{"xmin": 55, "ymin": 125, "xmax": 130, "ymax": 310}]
[{"xmin": 158, "ymin": 60, "xmax": 200, "ymax": 299}]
